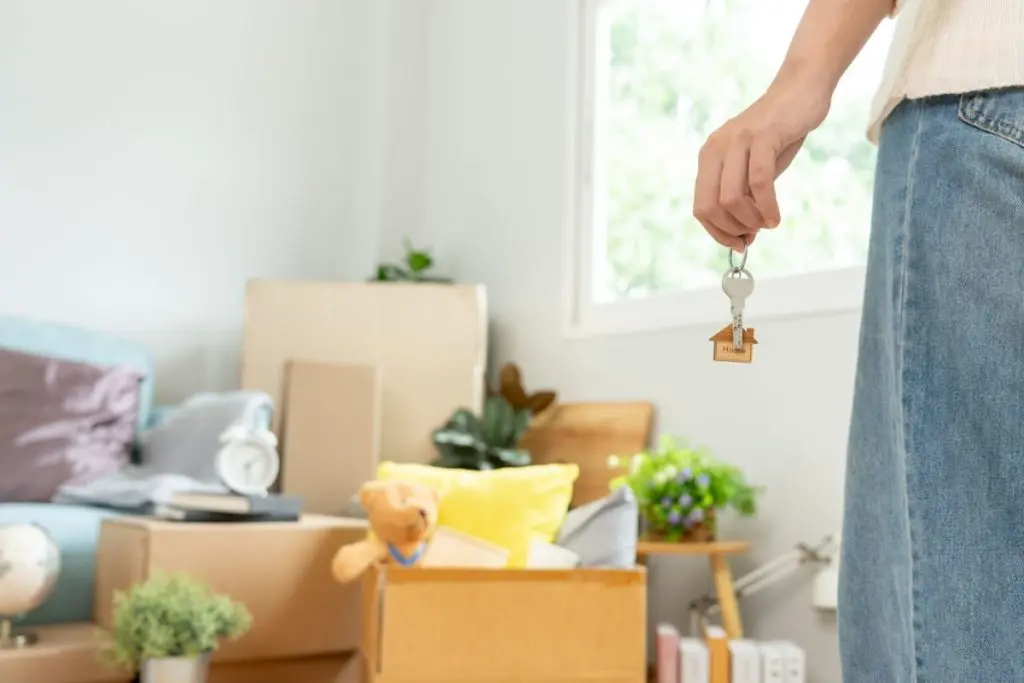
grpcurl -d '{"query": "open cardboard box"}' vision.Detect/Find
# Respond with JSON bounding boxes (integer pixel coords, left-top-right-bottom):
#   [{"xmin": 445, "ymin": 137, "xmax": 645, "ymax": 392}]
[{"xmin": 361, "ymin": 565, "xmax": 647, "ymax": 683}]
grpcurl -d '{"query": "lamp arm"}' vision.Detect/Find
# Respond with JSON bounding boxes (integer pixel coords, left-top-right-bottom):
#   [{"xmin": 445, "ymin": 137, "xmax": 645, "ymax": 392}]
[{"xmin": 688, "ymin": 535, "xmax": 836, "ymax": 630}]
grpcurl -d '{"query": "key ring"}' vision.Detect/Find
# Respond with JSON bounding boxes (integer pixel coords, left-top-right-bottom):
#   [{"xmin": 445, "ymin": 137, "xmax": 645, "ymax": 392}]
[{"xmin": 727, "ymin": 247, "xmax": 748, "ymax": 272}]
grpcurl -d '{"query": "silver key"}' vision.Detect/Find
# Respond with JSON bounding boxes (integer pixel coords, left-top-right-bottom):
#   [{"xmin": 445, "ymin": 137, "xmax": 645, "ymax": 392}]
[{"xmin": 722, "ymin": 268, "xmax": 755, "ymax": 348}]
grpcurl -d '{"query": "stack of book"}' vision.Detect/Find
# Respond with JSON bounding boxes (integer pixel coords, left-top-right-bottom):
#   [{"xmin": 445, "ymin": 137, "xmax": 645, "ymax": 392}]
[
  {"xmin": 153, "ymin": 492, "xmax": 303, "ymax": 523},
  {"xmin": 657, "ymin": 623, "xmax": 806, "ymax": 683}
]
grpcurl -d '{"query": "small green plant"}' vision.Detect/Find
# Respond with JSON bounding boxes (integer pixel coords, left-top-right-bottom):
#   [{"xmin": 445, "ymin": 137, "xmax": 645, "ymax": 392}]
[
  {"xmin": 371, "ymin": 237, "xmax": 453, "ymax": 283},
  {"xmin": 101, "ymin": 572, "xmax": 252, "ymax": 672},
  {"xmin": 432, "ymin": 395, "xmax": 533, "ymax": 470},
  {"xmin": 610, "ymin": 435, "xmax": 762, "ymax": 542}
]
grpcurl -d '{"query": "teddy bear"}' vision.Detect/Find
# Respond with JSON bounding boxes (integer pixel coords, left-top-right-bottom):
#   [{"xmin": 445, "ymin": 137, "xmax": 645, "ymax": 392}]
[{"xmin": 331, "ymin": 478, "xmax": 441, "ymax": 584}]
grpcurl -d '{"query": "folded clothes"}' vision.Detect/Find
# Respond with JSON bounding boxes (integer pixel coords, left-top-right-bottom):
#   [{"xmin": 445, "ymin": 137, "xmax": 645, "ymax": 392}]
[{"xmin": 53, "ymin": 390, "xmax": 271, "ymax": 510}]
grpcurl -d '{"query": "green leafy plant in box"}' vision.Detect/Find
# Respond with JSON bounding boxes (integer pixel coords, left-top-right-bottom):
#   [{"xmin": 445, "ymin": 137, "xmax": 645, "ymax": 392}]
[
  {"xmin": 101, "ymin": 572, "xmax": 252, "ymax": 672},
  {"xmin": 431, "ymin": 363, "xmax": 557, "ymax": 471},
  {"xmin": 432, "ymin": 395, "xmax": 533, "ymax": 470},
  {"xmin": 610, "ymin": 435, "xmax": 762, "ymax": 542}
]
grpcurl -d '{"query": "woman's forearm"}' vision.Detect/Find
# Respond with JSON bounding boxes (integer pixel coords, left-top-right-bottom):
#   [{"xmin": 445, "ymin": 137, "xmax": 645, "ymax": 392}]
[{"xmin": 775, "ymin": 0, "xmax": 894, "ymax": 95}]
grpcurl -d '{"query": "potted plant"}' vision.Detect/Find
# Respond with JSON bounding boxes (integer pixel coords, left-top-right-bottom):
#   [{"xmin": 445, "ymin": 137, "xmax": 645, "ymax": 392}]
[
  {"xmin": 371, "ymin": 237, "xmax": 453, "ymax": 283},
  {"xmin": 431, "ymin": 395, "xmax": 533, "ymax": 470},
  {"xmin": 610, "ymin": 435, "xmax": 762, "ymax": 542},
  {"xmin": 101, "ymin": 572, "xmax": 252, "ymax": 683},
  {"xmin": 431, "ymin": 364, "xmax": 556, "ymax": 470}
]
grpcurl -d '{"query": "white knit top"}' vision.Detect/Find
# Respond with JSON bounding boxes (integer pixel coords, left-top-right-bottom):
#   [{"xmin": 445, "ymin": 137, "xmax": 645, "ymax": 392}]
[{"xmin": 867, "ymin": 0, "xmax": 1024, "ymax": 142}]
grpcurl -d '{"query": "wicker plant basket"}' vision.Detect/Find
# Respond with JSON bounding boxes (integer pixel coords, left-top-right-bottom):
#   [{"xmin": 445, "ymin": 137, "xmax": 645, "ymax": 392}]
[{"xmin": 642, "ymin": 510, "xmax": 717, "ymax": 543}]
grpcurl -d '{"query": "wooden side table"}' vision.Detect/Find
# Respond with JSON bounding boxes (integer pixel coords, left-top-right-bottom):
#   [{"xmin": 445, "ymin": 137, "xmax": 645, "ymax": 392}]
[{"xmin": 636, "ymin": 539, "xmax": 750, "ymax": 639}]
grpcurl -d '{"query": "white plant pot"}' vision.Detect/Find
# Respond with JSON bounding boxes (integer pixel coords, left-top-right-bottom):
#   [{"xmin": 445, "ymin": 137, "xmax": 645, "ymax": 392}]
[{"xmin": 141, "ymin": 653, "xmax": 210, "ymax": 683}]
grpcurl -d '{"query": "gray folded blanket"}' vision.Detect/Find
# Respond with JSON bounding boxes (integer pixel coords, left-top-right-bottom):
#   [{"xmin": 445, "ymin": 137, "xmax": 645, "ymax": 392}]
[{"xmin": 54, "ymin": 390, "xmax": 273, "ymax": 509}]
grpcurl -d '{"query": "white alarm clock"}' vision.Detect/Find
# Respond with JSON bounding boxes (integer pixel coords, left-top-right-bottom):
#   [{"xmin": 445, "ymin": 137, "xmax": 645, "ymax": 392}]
[{"xmin": 215, "ymin": 423, "xmax": 280, "ymax": 496}]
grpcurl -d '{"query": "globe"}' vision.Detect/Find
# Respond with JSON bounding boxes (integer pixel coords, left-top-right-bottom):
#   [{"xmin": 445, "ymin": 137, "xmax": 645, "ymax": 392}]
[{"xmin": 0, "ymin": 523, "xmax": 61, "ymax": 618}]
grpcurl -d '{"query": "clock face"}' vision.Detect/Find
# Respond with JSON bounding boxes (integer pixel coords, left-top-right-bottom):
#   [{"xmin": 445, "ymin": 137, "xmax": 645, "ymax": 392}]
[{"xmin": 216, "ymin": 439, "xmax": 279, "ymax": 495}]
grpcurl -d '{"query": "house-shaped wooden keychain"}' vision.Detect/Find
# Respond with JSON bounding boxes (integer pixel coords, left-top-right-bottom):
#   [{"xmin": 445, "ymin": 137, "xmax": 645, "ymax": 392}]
[{"xmin": 710, "ymin": 326, "xmax": 759, "ymax": 363}]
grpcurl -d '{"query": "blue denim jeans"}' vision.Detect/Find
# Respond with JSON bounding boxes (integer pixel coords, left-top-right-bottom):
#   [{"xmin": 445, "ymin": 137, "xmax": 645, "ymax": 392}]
[{"xmin": 840, "ymin": 89, "xmax": 1024, "ymax": 682}]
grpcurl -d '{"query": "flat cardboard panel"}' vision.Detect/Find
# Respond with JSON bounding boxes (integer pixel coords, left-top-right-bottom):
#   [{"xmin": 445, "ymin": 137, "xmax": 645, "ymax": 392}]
[
  {"xmin": 0, "ymin": 623, "xmax": 129, "ymax": 683},
  {"xmin": 94, "ymin": 516, "xmax": 368, "ymax": 663},
  {"xmin": 365, "ymin": 567, "xmax": 646, "ymax": 683},
  {"xmin": 282, "ymin": 361, "xmax": 381, "ymax": 514},
  {"xmin": 519, "ymin": 402, "xmax": 654, "ymax": 507},
  {"xmin": 241, "ymin": 281, "xmax": 487, "ymax": 465}
]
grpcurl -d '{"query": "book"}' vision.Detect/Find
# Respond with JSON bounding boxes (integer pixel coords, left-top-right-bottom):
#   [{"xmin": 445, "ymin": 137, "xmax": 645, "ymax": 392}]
[
  {"xmin": 656, "ymin": 624, "xmax": 680, "ymax": 683},
  {"xmin": 706, "ymin": 626, "xmax": 730, "ymax": 683},
  {"xmin": 759, "ymin": 643, "xmax": 785, "ymax": 683},
  {"xmin": 728, "ymin": 639, "xmax": 762, "ymax": 683},
  {"xmin": 420, "ymin": 527, "xmax": 510, "ymax": 568},
  {"xmin": 152, "ymin": 504, "xmax": 300, "ymax": 523},
  {"xmin": 773, "ymin": 642, "xmax": 806, "ymax": 683},
  {"xmin": 165, "ymin": 492, "xmax": 302, "ymax": 516},
  {"xmin": 678, "ymin": 637, "xmax": 709, "ymax": 683}
]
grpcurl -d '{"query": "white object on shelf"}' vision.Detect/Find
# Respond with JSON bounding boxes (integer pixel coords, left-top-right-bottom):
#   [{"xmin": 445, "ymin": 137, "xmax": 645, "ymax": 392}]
[
  {"xmin": 774, "ymin": 642, "xmax": 806, "ymax": 683},
  {"xmin": 678, "ymin": 638, "xmax": 709, "ymax": 683},
  {"xmin": 759, "ymin": 643, "xmax": 786, "ymax": 683},
  {"xmin": 729, "ymin": 639, "xmax": 762, "ymax": 683},
  {"xmin": 812, "ymin": 562, "xmax": 839, "ymax": 610}
]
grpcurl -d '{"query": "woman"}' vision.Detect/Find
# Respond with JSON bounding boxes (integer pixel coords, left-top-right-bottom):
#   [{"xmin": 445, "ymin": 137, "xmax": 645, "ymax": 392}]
[{"xmin": 694, "ymin": 1, "xmax": 1024, "ymax": 681}]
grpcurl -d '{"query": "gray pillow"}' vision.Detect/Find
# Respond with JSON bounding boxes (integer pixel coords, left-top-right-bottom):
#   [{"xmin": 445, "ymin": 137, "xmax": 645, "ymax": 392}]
[
  {"xmin": 555, "ymin": 486, "xmax": 639, "ymax": 568},
  {"xmin": 138, "ymin": 391, "xmax": 273, "ymax": 484},
  {"xmin": 0, "ymin": 348, "xmax": 142, "ymax": 502}
]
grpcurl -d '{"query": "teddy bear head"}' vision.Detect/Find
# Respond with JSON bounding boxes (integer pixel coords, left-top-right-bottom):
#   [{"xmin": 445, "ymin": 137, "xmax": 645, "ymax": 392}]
[{"xmin": 359, "ymin": 479, "xmax": 440, "ymax": 545}]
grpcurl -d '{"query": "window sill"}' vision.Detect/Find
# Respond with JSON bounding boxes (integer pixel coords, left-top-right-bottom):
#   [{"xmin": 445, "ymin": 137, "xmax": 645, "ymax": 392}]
[{"xmin": 563, "ymin": 266, "xmax": 866, "ymax": 339}]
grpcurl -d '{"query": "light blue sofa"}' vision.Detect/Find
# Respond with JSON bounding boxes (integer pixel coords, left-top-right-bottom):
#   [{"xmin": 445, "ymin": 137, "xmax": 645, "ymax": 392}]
[{"xmin": 0, "ymin": 315, "xmax": 174, "ymax": 626}]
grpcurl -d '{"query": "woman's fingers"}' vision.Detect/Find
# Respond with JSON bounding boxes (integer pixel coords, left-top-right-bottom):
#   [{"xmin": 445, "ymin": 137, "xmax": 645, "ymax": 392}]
[
  {"xmin": 695, "ymin": 130, "xmax": 780, "ymax": 250},
  {"xmin": 719, "ymin": 142, "xmax": 766, "ymax": 231},
  {"xmin": 698, "ymin": 218, "xmax": 748, "ymax": 251},
  {"xmin": 693, "ymin": 141, "xmax": 752, "ymax": 246},
  {"xmin": 748, "ymin": 137, "xmax": 781, "ymax": 228}
]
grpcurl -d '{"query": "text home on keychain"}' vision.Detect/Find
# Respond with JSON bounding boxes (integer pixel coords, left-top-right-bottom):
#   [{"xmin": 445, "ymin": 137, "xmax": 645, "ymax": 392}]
[{"xmin": 711, "ymin": 247, "xmax": 757, "ymax": 364}]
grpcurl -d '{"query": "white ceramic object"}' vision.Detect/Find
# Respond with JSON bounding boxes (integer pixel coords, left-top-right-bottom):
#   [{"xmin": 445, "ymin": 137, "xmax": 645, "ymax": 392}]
[{"xmin": 0, "ymin": 523, "xmax": 60, "ymax": 617}]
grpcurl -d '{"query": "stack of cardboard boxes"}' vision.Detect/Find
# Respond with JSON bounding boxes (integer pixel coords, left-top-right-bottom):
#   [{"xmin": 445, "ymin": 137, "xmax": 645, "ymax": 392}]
[{"xmin": 0, "ymin": 281, "xmax": 651, "ymax": 683}]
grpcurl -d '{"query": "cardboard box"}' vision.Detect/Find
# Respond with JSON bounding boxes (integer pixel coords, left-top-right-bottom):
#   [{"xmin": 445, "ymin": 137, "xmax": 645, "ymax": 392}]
[
  {"xmin": 0, "ymin": 623, "xmax": 129, "ymax": 683},
  {"xmin": 241, "ymin": 280, "xmax": 487, "ymax": 465},
  {"xmin": 362, "ymin": 566, "xmax": 646, "ymax": 683},
  {"xmin": 94, "ymin": 516, "xmax": 368, "ymax": 663},
  {"xmin": 281, "ymin": 360, "xmax": 382, "ymax": 513},
  {"xmin": 211, "ymin": 652, "xmax": 361, "ymax": 683}
]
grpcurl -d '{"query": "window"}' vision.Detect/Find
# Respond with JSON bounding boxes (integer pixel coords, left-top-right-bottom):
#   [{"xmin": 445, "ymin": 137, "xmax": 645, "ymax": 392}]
[{"xmin": 567, "ymin": 0, "xmax": 895, "ymax": 336}]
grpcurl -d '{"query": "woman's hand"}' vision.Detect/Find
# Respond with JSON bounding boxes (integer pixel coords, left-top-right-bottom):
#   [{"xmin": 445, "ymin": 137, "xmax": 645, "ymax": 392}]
[{"xmin": 693, "ymin": 73, "xmax": 832, "ymax": 251}]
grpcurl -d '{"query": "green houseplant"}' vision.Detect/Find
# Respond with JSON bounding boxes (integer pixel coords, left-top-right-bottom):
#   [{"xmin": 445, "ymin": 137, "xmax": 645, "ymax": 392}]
[
  {"xmin": 431, "ymin": 363, "xmax": 557, "ymax": 471},
  {"xmin": 610, "ymin": 435, "xmax": 762, "ymax": 542},
  {"xmin": 101, "ymin": 572, "xmax": 252, "ymax": 683},
  {"xmin": 371, "ymin": 237, "xmax": 453, "ymax": 283},
  {"xmin": 432, "ymin": 395, "xmax": 533, "ymax": 470}
]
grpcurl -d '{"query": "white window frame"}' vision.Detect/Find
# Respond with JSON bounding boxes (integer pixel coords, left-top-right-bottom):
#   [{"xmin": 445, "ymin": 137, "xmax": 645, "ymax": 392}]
[{"xmin": 562, "ymin": 0, "xmax": 867, "ymax": 339}]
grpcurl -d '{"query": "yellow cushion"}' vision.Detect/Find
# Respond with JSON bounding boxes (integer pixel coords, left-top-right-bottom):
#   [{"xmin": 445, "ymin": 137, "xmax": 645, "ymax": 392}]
[{"xmin": 375, "ymin": 462, "xmax": 578, "ymax": 567}]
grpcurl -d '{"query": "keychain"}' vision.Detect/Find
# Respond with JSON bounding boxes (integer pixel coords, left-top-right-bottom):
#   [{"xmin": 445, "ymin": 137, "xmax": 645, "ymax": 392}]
[{"xmin": 711, "ymin": 247, "xmax": 758, "ymax": 363}]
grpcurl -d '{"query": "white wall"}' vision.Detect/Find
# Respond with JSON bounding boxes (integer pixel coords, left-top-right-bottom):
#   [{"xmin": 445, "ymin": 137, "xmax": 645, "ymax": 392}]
[
  {"xmin": 369, "ymin": 1, "xmax": 859, "ymax": 680},
  {"xmin": 2, "ymin": 2, "xmax": 859, "ymax": 678},
  {"xmin": 0, "ymin": 0, "xmax": 372, "ymax": 401}
]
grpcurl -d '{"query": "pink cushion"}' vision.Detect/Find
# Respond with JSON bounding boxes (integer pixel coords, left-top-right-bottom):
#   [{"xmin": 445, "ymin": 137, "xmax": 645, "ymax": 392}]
[{"xmin": 0, "ymin": 348, "xmax": 141, "ymax": 502}]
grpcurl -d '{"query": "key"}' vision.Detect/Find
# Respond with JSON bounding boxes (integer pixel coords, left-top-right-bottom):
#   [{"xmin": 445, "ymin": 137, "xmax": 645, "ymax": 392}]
[{"xmin": 722, "ymin": 268, "xmax": 755, "ymax": 348}]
